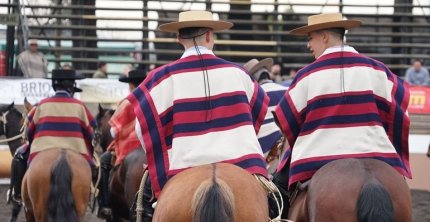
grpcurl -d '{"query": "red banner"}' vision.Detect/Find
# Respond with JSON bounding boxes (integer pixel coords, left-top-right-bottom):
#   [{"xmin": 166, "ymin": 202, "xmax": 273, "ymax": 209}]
[{"xmin": 408, "ymin": 86, "xmax": 430, "ymax": 114}]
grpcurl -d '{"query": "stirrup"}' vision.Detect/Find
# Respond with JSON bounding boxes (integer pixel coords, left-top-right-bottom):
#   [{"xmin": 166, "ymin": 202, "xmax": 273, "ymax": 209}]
[
  {"xmin": 6, "ymin": 188, "xmax": 11, "ymax": 204},
  {"xmin": 97, "ymin": 207, "xmax": 112, "ymax": 220}
]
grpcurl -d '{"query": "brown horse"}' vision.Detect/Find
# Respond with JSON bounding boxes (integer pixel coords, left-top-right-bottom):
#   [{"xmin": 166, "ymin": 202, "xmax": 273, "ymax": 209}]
[
  {"xmin": 153, "ymin": 163, "xmax": 269, "ymax": 222},
  {"xmin": 288, "ymin": 158, "xmax": 412, "ymax": 222},
  {"xmin": 22, "ymin": 148, "xmax": 92, "ymax": 222},
  {"xmin": 96, "ymin": 105, "xmax": 146, "ymax": 221}
]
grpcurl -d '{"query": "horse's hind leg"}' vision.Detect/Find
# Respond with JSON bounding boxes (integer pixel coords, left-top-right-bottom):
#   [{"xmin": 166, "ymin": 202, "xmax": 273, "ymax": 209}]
[{"xmin": 21, "ymin": 177, "xmax": 35, "ymax": 222}]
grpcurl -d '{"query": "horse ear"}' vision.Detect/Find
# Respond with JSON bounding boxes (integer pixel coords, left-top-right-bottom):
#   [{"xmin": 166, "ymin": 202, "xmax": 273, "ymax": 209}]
[
  {"xmin": 98, "ymin": 103, "xmax": 105, "ymax": 114},
  {"xmin": 6, "ymin": 102, "xmax": 14, "ymax": 111},
  {"xmin": 24, "ymin": 97, "xmax": 33, "ymax": 112}
]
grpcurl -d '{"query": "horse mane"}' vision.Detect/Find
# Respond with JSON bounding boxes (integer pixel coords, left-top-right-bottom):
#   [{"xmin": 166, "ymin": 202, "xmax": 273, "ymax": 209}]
[{"xmin": 191, "ymin": 164, "xmax": 235, "ymax": 222}]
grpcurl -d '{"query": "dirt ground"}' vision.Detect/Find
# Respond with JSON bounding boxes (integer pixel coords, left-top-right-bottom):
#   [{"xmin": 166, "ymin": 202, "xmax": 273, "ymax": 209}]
[{"xmin": 0, "ymin": 185, "xmax": 428, "ymax": 221}]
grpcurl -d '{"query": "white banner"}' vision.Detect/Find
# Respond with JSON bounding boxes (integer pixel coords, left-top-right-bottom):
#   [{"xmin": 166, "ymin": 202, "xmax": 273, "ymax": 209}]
[{"xmin": 0, "ymin": 77, "xmax": 129, "ymax": 105}]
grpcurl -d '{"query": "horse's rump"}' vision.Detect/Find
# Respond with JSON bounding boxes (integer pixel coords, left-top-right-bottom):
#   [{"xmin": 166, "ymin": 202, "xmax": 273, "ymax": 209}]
[
  {"xmin": 289, "ymin": 158, "xmax": 412, "ymax": 222},
  {"xmin": 22, "ymin": 148, "xmax": 91, "ymax": 222},
  {"xmin": 153, "ymin": 163, "xmax": 268, "ymax": 222}
]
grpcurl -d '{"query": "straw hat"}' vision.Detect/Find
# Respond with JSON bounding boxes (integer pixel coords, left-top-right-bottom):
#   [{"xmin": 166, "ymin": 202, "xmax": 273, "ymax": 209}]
[
  {"xmin": 158, "ymin": 11, "xmax": 233, "ymax": 33},
  {"xmin": 290, "ymin": 13, "xmax": 362, "ymax": 36},
  {"xmin": 243, "ymin": 58, "xmax": 274, "ymax": 75}
]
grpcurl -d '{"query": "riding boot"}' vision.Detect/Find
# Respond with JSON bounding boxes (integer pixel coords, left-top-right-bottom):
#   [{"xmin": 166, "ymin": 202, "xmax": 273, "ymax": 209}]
[
  {"xmin": 142, "ymin": 175, "xmax": 155, "ymax": 222},
  {"xmin": 97, "ymin": 151, "xmax": 112, "ymax": 219},
  {"xmin": 270, "ymin": 162, "xmax": 291, "ymax": 219},
  {"xmin": 10, "ymin": 146, "xmax": 28, "ymax": 204}
]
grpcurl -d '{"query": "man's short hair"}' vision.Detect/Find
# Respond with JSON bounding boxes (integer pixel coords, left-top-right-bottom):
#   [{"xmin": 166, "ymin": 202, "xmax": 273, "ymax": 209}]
[
  {"xmin": 178, "ymin": 27, "xmax": 211, "ymax": 39},
  {"xmin": 98, "ymin": 62, "xmax": 107, "ymax": 68},
  {"xmin": 321, "ymin": 28, "xmax": 345, "ymax": 40}
]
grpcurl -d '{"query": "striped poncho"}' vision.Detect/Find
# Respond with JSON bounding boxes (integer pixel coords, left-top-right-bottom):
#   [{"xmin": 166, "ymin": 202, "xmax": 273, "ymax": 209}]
[
  {"xmin": 258, "ymin": 80, "xmax": 288, "ymax": 155},
  {"xmin": 128, "ymin": 47, "xmax": 269, "ymax": 197},
  {"xmin": 274, "ymin": 46, "xmax": 411, "ymax": 187},
  {"xmin": 27, "ymin": 91, "xmax": 96, "ymax": 163},
  {"xmin": 109, "ymin": 99, "xmax": 141, "ymax": 165}
]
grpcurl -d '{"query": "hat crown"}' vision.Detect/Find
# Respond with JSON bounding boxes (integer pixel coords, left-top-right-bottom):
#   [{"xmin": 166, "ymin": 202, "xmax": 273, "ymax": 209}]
[
  {"xmin": 179, "ymin": 11, "xmax": 213, "ymax": 23},
  {"xmin": 308, "ymin": 13, "xmax": 343, "ymax": 26},
  {"xmin": 243, "ymin": 59, "xmax": 260, "ymax": 72},
  {"xmin": 51, "ymin": 69, "xmax": 85, "ymax": 80}
]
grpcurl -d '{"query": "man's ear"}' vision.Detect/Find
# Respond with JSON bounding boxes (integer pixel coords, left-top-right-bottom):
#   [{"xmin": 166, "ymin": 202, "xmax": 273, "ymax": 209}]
[{"xmin": 206, "ymin": 31, "xmax": 211, "ymax": 43}]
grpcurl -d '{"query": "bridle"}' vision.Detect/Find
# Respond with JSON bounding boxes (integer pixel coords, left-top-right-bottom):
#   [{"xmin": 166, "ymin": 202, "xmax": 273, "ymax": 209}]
[{"xmin": 0, "ymin": 109, "xmax": 27, "ymax": 143}]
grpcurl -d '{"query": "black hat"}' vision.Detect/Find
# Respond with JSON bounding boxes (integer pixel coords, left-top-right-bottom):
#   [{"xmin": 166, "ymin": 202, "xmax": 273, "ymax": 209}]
[
  {"xmin": 119, "ymin": 69, "xmax": 147, "ymax": 83},
  {"xmin": 49, "ymin": 69, "xmax": 85, "ymax": 92},
  {"xmin": 49, "ymin": 69, "xmax": 85, "ymax": 80}
]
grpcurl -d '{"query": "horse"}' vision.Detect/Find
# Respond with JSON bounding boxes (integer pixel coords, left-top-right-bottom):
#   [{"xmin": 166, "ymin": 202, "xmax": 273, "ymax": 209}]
[
  {"xmin": 152, "ymin": 163, "xmax": 269, "ymax": 222},
  {"xmin": 20, "ymin": 100, "xmax": 92, "ymax": 222},
  {"xmin": 0, "ymin": 102, "xmax": 25, "ymax": 156},
  {"xmin": 287, "ymin": 158, "xmax": 412, "ymax": 222},
  {"xmin": 95, "ymin": 104, "xmax": 115, "ymax": 153},
  {"xmin": 22, "ymin": 148, "xmax": 92, "ymax": 222},
  {"xmin": 0, "ymin": 102, "xmax": 28, "ymax": 222},
  {"xmin": 96, "ymin": 105, "xmax": 147, "ymax": 221}
]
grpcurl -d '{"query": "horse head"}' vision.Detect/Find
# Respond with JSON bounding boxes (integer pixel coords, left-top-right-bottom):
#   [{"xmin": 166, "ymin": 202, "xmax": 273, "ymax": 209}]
[
  {"xmin": 0, "ymin": 102, "xmax": 25, "ymax": 155},
  {"xmin": 95, "ymin": 104, "xmax": 115, "ymax": 152}
]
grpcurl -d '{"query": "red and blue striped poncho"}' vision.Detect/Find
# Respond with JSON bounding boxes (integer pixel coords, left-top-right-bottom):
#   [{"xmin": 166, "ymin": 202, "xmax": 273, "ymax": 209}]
[
  {"xmin": 128, "ymin": 48, "xmax": 269, "ymax": 197},
  {"xmin": 26, "ymin": 91, "xmax": 96, "ymax": 163},
  {"xmin": 274, "ymin": 46, "xmax": 411, "ymax": 187},
  {"xmin": 258, "ymin": 80, "xmax": 288, "ymax": 156}
]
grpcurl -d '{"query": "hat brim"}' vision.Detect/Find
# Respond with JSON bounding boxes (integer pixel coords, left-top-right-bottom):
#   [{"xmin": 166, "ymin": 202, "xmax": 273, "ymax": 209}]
[
  {"xmin": 249, "ymin": 58, "xmax": 274, "ymax": 75},
  {"xmin": 289, "ymin": 20, "xmax": 362, "ymax": 36},
  {"xmin": 158, "ymin": 20, "xmax": 233, "ymax": 33},
  {"xmin": 118, "ymin": 75, "xmax": 145, "ymax": 83},
  {"xmin": 47, "ymin": 73, "xmax": 86, "ymax": 80}
]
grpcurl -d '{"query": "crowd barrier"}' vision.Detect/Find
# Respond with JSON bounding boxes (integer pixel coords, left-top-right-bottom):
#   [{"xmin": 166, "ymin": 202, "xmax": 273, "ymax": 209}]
[{"xmin": 0, "ymin": 77, "xmax": 129, "ymax": 105}]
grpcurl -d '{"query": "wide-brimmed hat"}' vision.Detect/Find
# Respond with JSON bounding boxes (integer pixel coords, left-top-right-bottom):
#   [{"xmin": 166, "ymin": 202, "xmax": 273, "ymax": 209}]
[
  {"xmin": 49, "ymin": 69, "xmax": 85, "ymax": 92},
  {"xmin": 290, "ymin": 13, "xmax": 362, "ymax": 36},
  {"xmin": 243, "ymin": 58, "xmax": 274, "ymax": 75},
  {"xmin": 158, "ymin": 11, "xmax": 233, "ymax": 33},
  {"xmin": 119, "ymin": 69, "xmax": 147, "ymax": 83}
]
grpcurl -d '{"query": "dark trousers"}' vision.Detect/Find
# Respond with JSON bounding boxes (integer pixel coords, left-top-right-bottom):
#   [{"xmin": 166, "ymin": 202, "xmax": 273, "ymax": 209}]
[
  {"xmin": 10, "ymin": 146, "xmax": 28, "ymax": 200},
  {"xmin": 99, "ymin": 151, "xmax": 112, "ymax": 208},
  {"xmin": 271, "ymin": 161, "xmax": 291, "ymax": 219}
]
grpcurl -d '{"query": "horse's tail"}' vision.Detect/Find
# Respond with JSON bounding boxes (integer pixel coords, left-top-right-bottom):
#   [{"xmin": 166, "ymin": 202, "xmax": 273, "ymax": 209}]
[
  {"xmin": 47, "ymin": 150, "xmax": 79, "ymax": 222},
  {"xmin": 356, "ymin": 178, "xmax": 394, "ymax": 222},
  {"xmin": 191, "ymin": 164, "xmax": 235, "ymax": 222}
]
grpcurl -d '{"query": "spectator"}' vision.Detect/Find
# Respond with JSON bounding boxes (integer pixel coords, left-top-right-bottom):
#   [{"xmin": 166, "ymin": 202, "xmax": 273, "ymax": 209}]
[
  {"xmin": 405, "ymin": 59, "xmax": 430, "ymax": 86},
  {"xmin": 17, "ymin": 39, "xmax": 48, "ymax": 78},
  {"xmin": 62, "ymin": 63, "xmax": 73, "ymax": 70},
  {"xmin": 281, "ymin": 68, "xmax": 297, "ymax": 87},
  {"xmin": 93, "ymin": 62, "xmax": 108, "ymax": 78},
  {"xmin": 271, "ymin": 63, "xmax": 283, "ymax": 83}
]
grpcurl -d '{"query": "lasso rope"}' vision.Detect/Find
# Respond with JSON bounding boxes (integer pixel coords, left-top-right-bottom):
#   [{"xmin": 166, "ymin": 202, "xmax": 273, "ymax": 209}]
[
  {"xmin": 254, "ymin": 175, "xmax": 293, "ymax": 222},
  {"xmin": 0, "ymin": 111, "xmax": 27, "ymax": 143},
  {"xmin": 136, "ymin": 169, "xmax": 149, "ymax": 222}
]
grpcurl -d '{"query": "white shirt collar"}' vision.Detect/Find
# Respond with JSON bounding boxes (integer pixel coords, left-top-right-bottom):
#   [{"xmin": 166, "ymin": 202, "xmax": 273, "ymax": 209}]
[
  {"xmin": 181, "ymin": 46, "xmax": 215, "ymax": 58},
  {"xmin": 318, "ymin": 45, "xmax": 358, "ymax": 59}
]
